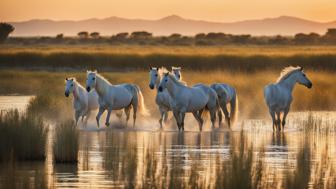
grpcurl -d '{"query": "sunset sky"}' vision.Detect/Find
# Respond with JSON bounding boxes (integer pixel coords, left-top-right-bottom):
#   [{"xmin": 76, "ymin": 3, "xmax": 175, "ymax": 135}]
[{"xmin": 1, "ymin": 0, "xmax": 336, "ymax": 22}]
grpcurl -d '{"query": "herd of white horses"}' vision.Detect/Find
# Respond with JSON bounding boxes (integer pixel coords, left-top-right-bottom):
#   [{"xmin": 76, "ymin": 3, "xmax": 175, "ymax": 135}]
[{"xmin": 64, "ymin": 66, "xmax": 312, "ymax": 132}]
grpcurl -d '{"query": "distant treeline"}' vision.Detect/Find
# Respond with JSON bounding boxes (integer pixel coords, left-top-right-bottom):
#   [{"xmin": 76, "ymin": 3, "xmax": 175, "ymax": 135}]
[{"xmin": 5, "ymin": 28, "xmax": 336, "ymax": 46}]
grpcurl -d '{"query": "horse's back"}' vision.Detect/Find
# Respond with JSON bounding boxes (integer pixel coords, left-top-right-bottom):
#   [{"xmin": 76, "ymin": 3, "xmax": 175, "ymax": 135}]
[{"xmin": 211, "ymin": 83, "xmax": 235, "ymax": 102}]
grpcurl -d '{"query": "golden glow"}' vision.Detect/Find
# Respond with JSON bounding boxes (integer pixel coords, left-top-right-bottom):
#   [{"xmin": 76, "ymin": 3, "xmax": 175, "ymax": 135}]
[{"xmin": 1, "ymin": 0, "xmax": 336, "ymax": 22}]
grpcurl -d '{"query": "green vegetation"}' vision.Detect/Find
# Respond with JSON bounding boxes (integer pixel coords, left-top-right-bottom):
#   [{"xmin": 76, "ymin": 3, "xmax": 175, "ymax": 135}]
[
  {"xmin": 0, "ymin": 109, "xmax": 48, "ymax": 161},
  {"xmin": 1, "ymin": 45, "xmax": 336, "ymax": 71},
  {"xmin": 53, "ymin": 120, "xmax": 79, "ymax": 163},
  {"xmin": 4, "ymin": 28, "xmax": 336, "ymax": 45}
]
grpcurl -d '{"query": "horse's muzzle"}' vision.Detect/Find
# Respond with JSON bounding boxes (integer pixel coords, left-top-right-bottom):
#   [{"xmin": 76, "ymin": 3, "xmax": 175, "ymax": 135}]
[
  {"xmin": 158, "ymin": 86, "xmax": 163, "ymax": 92},
  {"xmin": 64, "ymin": 92, "xmax": 69, "ymax": 97},
  {"xmin": 86, "ymin": 87, "xmax": 91, "ymax": 92},
  {"xmin": 149, "ymin": 84, "xmax": 154, "ymax": 89},
  {"xmin": 307, "ymin": 82, "xmax": 313, "ymax": 89}
]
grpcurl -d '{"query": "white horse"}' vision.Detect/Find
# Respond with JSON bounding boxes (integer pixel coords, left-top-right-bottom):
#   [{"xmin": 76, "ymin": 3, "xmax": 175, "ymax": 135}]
[
  {"xmin": 264, "ymin": 66, "xmax": 312, "ymax": 132},
  {"xmin": 158, "ymin": 72, "xmax": 218, "ymax": 131},
  {"xmin": 86, "ymin": 71, "xmax": 148, "ymax": 127},
  {"xmin": 64, "ymin": 77, "xmax": 99, "ymax": 126},
  {"xmin": 172, "ymin": 66, "xmax": 182, "ymax": 80},
  {"xmin": 149, "ymin": 66, "xmax": 183, "ymax": 128},
  {"xmin": 210, "ymin": 83, "xmax": 238, "ymax": 128}
]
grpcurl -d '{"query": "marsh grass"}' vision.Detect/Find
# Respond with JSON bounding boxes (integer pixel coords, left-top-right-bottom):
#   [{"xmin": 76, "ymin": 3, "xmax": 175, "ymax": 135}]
[
  {"xmin": 0, "ymin": 109, "xmax": 48, "ymax": 161},
  {"xmin": 1, "ymin": 45, "xmax": 336, "ymax": 71},
  {"xmin": 292, "ymin": 112, "xmax": 336, "ymax": 133},
  {"xmin": 53, "ymin": 120, "xmax": 79, "ymax": 163}
]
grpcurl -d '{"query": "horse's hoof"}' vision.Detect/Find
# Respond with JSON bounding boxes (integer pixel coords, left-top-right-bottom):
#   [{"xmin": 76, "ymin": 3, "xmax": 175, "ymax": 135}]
[{"xmin": 105, "ymin": 122, "xmax": 110, "ymax": 127}]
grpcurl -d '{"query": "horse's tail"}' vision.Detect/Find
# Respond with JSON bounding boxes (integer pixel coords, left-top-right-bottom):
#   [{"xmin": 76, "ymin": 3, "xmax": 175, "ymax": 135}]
[
  {"xmin": 132, "ymin": 85, "xmax": 149, "ymax": 116},
  {"xmin": 230, "ymin": 89, "xmax": 238, "ymax": 127}
]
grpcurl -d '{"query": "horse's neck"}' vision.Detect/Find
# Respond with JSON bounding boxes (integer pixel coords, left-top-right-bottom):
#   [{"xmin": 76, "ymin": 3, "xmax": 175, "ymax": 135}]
[
  {"xmin": 166, "ymin": 80, "xmax": 182, "ymax": 99},
  {"xmin": 73, "ymin": 83, "xmax": 80, "ymax": 100},
  {"xmin": 155, "ymin": 76, "xmax": 161, "ymax": 89},
  {"xmin": 278, "ymin": 74, "xmax": 297, "ymax": 92},
  {"xmin": 95, "ymin": 76, "xmax": 110, "ymax": 97}
]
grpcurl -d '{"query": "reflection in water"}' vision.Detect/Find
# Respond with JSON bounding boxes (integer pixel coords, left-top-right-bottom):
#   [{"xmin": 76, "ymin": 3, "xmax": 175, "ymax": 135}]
[{"xmin": 0, "ymin": 122, "xmax": 335, "ymax": 188}]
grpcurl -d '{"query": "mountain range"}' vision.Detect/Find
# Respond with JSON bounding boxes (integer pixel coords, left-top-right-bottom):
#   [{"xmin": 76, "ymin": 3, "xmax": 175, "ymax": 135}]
[{"xmin": 8, "ymin": 15, "xmax": 336, "ymax": 36}]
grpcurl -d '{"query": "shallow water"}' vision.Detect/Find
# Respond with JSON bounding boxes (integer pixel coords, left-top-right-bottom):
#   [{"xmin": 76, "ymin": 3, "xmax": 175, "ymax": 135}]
[{"xmin": 0, "ymin": 96, "xmax": 335, "ymax": 188}]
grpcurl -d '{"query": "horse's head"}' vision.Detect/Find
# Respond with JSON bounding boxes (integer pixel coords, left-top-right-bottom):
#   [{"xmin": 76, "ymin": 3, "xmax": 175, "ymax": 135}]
[
  {"xmin": 158, "ymin": 72, "xmax": 170, "ymax": 92},
  {"xmin": 296, "ymin": 67, "xmax": 313, "ymax": 89},
  {"xmin": 172, "ymin": 66, "xmax": 182, "ymax": 80},
  {"xmin": 149, "ymin": 66, "xmax": 159, "ymax": 90},
  {"xmin": 65, "ymin": 78, "xmax": 75, "ymax": 97},
  {"xmin": 86, "ymin": 70, "xmax": 97, "ymax": 92}
]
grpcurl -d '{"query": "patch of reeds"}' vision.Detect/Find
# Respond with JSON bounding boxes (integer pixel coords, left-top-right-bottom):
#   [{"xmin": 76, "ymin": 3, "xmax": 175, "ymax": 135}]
[
  {"xmin": 53, "ymin": 120, "xmax": 79, "ymax": 163},
  {"xmin": 0, "ymin": 109, "xmax": 48, "ymax": 161}
]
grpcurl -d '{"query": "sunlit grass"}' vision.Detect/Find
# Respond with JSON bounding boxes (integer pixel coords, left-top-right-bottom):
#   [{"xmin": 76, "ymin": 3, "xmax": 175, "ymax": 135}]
[
  {"xmin": 53, "ymin": 120, "xmax": 79, "ymax": 163},
  {"xmin": 0, "ymin": 109, "xmax": 48, "ymax": 161}
]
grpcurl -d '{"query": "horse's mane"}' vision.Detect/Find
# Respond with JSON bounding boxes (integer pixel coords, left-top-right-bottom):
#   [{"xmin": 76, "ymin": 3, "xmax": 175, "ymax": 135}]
[
  {"xmin": 171, "ymin": 66, "xmax": 181, "ymax": 70},
  {"xmin": 276, "ymin": 66, "xmax": 302, "ymax": 83},
  {"xmin": 158, "ymin": 67, "xmax": 168, "ymax": 78},
  {"xmin": 88, "ymin": 71, "xmax": 112, "ymax": 85},
  {"xmin": 167, "ymin": 73, "xmax": 187, "ymax": 86}
]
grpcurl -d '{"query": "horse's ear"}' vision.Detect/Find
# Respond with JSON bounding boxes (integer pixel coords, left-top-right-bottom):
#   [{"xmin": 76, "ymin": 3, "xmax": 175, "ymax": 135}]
[
  {"xmin": 149, "ymin": 66, "xmax": 152, "ymax": 70},
  {"xmin": 70, "ymin": 78, "xmax": 73, "ymax": 81},
  {"xmin": 300, "ymin": 66, "xmax": 303, "ymax": 71},
  {"xmin": 155, "ymin": 67, "xmax": 159, "ymax": 71},
  {"xmin": 65, "ymin": 78, "xmax": 68, "ymax": 81}
]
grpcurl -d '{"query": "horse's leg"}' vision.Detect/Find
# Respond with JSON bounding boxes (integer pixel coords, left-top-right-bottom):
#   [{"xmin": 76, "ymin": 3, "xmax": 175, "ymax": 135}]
[
  {"xmin": 192, "ymin": 111, "xmax": 202, "ymax": 129},
  {"xmin": 282, "ymin": 107, "xmax": 290, "ymax": 132},
  {"xmin": 75, "ymin": 110, "xmax": 80, "ymax": 126},
  {"xmin": 105, "ymin": 108, "xmax": 112, "ymax": 127},
  {"xmin": 269, "ymin": 109, "xmax": 276, "ymax": 132},
  {"xmin": 124, "ymin": 105, "xmax": 131, "ymax": 127},
  {"xmin": 276, "ymin": 111, "xmax": 281, "ymax": 132},
  {"xmin": 217, "ymin": 108, "xmax": 223, "ymax": 127},
  {"xmin": 173, "ymin": 110, "xmax": 181, "ymax": 131},
  {"xmin": 221, "ymin": 103, "xmax": 230, "ymax": 128},
  {"xmin": 132, "ymin": 104, "xmax": 138, "ymax": 128},
  {"xmin": 180, "ymin": 112, "xmax": 186, "ymax": 131},
  {"xmin": 96, "ymin": 107, "xmax": 105, "ymax": 128},
  {"xmin": 210, "ymin": 108, "xmax": 216, "ymax": 129},
  {"xmin": 159, "ymin": 107, "xmax": 165, "ymax": 129}
]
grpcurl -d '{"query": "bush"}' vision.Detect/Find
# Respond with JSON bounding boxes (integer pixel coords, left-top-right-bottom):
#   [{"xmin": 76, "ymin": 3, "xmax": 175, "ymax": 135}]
[
  {"xmin": 53, "ymin": 120, "xmax": 79, "ymax": 163},
  {"xmin": 0, "ymin": 109, "xmax": 48, "ymax": 161}
]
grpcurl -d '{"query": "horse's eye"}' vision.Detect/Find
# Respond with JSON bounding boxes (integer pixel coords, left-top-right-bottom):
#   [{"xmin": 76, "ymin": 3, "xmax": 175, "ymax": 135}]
[
  {"xmin": 303, "ymin": 74, "xmax": 306, "ymax": 77},
  {"xmin": 155, "ymin": 74, "xmax": 158, "ymax": 77},
  {"xmin": 92, "ymin": 78, "xmax": 95, "ymax": 80},
  {"xmin": 165, "ymin": 79, "xmax": 168, "ymax": 82}
]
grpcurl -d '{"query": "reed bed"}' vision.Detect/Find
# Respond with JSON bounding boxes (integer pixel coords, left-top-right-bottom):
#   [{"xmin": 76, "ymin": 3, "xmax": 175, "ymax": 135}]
[
  {"xmin": 53, "ymin": 120, "xmax": 79, "ymax": 163},
  {"xmin": 1, "ymin": 45, "xmax": 336, "ymax": 71},
  {"xmin": 0, "ymin": 109, "xmax": 48, "ymax": 161}
]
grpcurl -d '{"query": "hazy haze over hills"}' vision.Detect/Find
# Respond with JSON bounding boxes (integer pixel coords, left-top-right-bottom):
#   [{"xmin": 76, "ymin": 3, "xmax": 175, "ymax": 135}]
[{"xmin": 8, "ymin": 15, "xmax": 336, "ymax": 36}]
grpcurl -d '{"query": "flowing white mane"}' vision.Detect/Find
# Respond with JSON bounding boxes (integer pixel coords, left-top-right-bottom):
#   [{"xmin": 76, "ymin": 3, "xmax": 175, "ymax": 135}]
[{"xmin": 276, "ymin": 66, "xmax": 302, "ymax": 83}]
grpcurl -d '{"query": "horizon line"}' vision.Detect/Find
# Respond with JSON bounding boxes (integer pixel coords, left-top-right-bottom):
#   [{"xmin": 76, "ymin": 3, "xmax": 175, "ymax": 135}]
[{"xmin": 6, "ymin": 14, "xmax": 336, "ymax": 24}]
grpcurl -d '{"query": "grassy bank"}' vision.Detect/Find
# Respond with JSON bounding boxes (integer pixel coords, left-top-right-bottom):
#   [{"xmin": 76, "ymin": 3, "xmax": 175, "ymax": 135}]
[
  {"xmin": 0, "ymin": 109, "xmax": 48, "ymax": 161},
  {"xmin": 0, "ymin": 70, "xmax": 334, "ymax": 119},
  {"xmin": 1, "ymin": 45, "xmax": 336, "ymax": 71},
  {"xmin": 53, "ymin": 120, "xmax": 79, "ymax": 163}
]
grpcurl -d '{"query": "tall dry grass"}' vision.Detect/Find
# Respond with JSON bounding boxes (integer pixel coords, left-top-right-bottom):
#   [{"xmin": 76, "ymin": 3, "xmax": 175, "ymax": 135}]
[
  {"xmin": 0, "ymin": 109, "xmax": 48, "ymax": 161},
  {"xmin": 0, "ymin": 45, "xmax": 336, "ymax": 71},
  {"xmin": 53, "ymin": 120, "xmax": 79, "ymax": 163}
]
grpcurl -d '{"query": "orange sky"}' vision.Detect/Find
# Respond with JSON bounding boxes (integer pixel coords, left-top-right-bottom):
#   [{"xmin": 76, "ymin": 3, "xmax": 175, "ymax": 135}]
[{"xmin": 1, "ymin": 0, "xmax": 336, "ymax": 22}]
